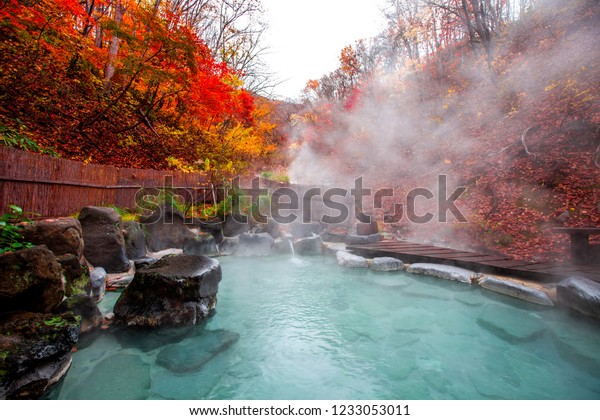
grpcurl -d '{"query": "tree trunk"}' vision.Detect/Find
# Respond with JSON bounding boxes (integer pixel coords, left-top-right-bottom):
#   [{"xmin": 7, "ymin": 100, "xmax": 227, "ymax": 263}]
[{"xmin": 104, "ymin": 1, "xmax": 125, "ymax": 93}]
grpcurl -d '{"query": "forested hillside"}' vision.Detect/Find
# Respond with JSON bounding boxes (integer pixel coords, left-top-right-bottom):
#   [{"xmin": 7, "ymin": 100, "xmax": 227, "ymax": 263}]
[{"xmin": 289, "ymin": 0, "xmax": 600, "ymax": 261}]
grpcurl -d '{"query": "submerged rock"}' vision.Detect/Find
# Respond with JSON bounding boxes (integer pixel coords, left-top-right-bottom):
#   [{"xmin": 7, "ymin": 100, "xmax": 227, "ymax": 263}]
[
  {"xmin": 113, "ymin": 255, "xmax": 221, "ymax": 327},
  {"xmin": 551, "ymin": 321, "xmax": 600, "ymax": 377},
  {"xmin": 0, "ymin": 246, "xmax": 65, "ymax": 313},
  {"xmin": 336, "ymin": 251, "xmax": 368, "ymax": 268},
  {"xmin": 407, "ymin": 263, "xmax": 475, "ymax": 284},
  {"xmin": 0, "ymin": 311, "xmax": 80, "ymax": 399},
  {"xmin": 479, "ymin": 276, "xmax": 554, "ymax": 306},
  {"xmin": 477, "ymin": 303, "xmax": 546, "ymax": 343},
  {"xmin": 79, "ymin": 207, "xmax": 130, "ymax": 273},
  {"xmin": 370, "ymin": 257, "xmax": 403, "ymax": 272},
  {"xmin": 65, "ymin": 354, "xmax": 151, "ymax": 400},
  {"xmin": 156, "ymin": 329, "xmax": 240, "ymax": 373},
  {"xmin": 557, "ymin": 276, "xmax": 600, "ymax": 320}
]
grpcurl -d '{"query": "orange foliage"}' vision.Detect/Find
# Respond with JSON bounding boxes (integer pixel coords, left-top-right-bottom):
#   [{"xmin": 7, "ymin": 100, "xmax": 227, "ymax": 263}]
[{"xmin": 0, "ymin": 0, "xmax": 271, "ymax": 176}]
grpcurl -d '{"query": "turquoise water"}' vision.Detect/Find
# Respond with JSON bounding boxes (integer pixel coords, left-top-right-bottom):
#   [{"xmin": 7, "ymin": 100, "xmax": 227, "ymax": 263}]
[{"xmin": 51, "ymin": 255, "xmax": 600, "ymax": 399}]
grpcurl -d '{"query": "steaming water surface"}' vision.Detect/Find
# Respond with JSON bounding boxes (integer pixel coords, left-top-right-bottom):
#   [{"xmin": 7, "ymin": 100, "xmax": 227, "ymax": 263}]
[{"xmin": 51, "ymin": 256, "xmax": 600, "ymax": 399}]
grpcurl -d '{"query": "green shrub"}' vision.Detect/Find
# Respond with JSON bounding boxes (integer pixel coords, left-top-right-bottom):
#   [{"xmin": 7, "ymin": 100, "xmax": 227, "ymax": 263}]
[{"xmin": 0, "ymin": 205, "xmax": 35, "ymax": 254}]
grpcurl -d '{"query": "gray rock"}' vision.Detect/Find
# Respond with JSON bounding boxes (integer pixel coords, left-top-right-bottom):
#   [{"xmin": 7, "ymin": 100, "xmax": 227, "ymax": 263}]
[
  {"xmin": 218, "ymin": 236, "xmax": 239, "ymax": 256},
  {"xmin": 407, "ymin": 263, "xmax": 475, "ymax": 284},
  {"xmin": 236, "ymin": 232, "xmax": 274, "ymax": 256},
  {"xmin": 477, "ymin": 303, "xmax": 546, "ymax": 343},
  {"xmin": 345, "ymin": 233, "xmax": 382, "ymax": 245},
  {"xmin": 156, "ymin": 329, "xmax": 240, "ymax": 373},
  {"xmin": 222, "ymin": 213, "xmax": 252, "ymax": 237},
  {"xmin": 21, "ymin": 217, "xmax": 84, "ymax": 259},
  {"xmin": 336, "ymin": 251, "xmax": 368, "ymax": 268},
  {"xmin": 557, "ymin": 276, "xmax": 600, "ymax": 319},
  {"xmin": 0, "ymin": 246, "xmax": 65, "ymax": 313},
  {"xmin": 321, "ymin": 230, "xmax": 348, "ymax": 243},
  {"xmin": 479, "ymin": 276, "xmax": 554, "ymax": 306},
  {"xmin": 0, "ymin": 311, "xmax": 80, "ymax": 399},
  {"xmin": 90, "ymin": 267, "xmax": 106, "ymax": 302},
  {"xmin": 79, "ymin": 206, "xmax": 130, "ymax": 273},
  {"xmin": 123, "ymin": 221, "xmax": 148, "ymax": 260},
  {"xmin": 290, "ymin": 221, "xmax": 322, "ymax": 238},
  {"xmin": 140, "ymin": 204, "xmax": 195, "ymax": 252},
  {"xmin": 370, "ymin": 257, "xmax": 403, "ymax": 272},
  {"xmin": 183, "ymin": 235, "xmax": 218, "ymax": 256},
  {"xmin": 113, "ymin": 255, "xmax": 221, "ymax": 327},
  {"xmin": 273, "ymin": 237, "xmax": 294, "ymax": 255},
  {"xmin": 293, "ymin": 236, "xmax": 323, "ymax": 255}
]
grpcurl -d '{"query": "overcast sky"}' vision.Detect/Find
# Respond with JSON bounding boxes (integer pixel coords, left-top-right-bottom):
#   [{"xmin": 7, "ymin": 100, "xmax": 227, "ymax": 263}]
[{"xmin": 260, "ymin": 0, "xmax": 387, "ymax": 100}]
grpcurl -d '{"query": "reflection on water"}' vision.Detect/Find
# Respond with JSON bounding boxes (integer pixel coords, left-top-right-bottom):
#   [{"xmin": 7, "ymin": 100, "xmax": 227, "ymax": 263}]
[{"xmin": 50, "ymin": 255, "xmax": 600, "ymax": 400}]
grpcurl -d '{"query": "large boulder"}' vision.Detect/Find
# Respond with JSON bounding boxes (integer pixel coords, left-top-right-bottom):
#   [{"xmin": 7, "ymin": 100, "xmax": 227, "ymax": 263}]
[
  {"xmin": 78, "ymin": 207, "xmax": 130, "ymax": 273},
  {"xmin": 0, "ymin": 246, "xmax": 65, "ymax": 313},
  {"xmin": 123, "ymin": 221, "xmax": 148, "ymax": 260},
  {"xmin": 21, "ymin": 218, "xmax": 84, "ymax": 259},
  {"xmin": 557, "ymin": 276, "xmax": 600, "ymax": 319},
  {"xmin": 140, "ymin": 205, "xmax": 195, "ymax": 252},
  {"xmin": 293, "ymin": 236, "xmax": 323, "ymax": 255},
  {"xmin": 113, "ymin": 255, "xmax": 221, "ymax": 327},
  {"xmin": 0, "ymin": 311, "xmax": 80, "ymax": 399},
  {"xmin": 236, "ymin": 232, "xmax": 274, "ymax": 256}
]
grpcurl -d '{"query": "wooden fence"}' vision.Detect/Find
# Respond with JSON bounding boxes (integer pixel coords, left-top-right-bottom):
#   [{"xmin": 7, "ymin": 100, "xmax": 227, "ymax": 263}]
[
  {"xmin": 0, "ymin": 147, "xmax": 213, "ymax": 217},
  {"xmin": 0, "ymin": 147, "xmax": 356, "ymax": 225}
]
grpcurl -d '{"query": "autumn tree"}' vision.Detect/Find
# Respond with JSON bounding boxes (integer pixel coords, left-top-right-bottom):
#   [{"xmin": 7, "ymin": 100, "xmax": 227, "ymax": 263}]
[{"xmin": 0, "ymin": 0, "xmax": 275, "ymax": 175}]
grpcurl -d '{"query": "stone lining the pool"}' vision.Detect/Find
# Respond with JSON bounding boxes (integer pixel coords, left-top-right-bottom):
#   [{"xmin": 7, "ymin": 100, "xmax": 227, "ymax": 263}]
[{"xmin": 333, "ymin": 248, "xmax": 561, "ymax": 309}]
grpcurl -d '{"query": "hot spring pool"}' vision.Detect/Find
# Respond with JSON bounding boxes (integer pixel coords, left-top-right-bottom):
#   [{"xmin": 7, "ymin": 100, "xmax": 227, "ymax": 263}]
[{"xmin": 49, "ymin": 255, "xmax": 600, "ymax": 399}]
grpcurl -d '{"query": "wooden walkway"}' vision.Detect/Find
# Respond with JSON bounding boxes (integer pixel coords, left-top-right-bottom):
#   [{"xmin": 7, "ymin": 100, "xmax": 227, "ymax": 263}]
[{"xmin": 347, "ymin": 240, "xmax": 600, "ymax": 283}]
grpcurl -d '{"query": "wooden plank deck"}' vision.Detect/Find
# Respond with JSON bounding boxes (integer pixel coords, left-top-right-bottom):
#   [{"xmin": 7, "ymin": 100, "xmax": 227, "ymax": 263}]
[{"xmin": 346, "ymin": 240, "xmax": 600, "ymax": 283}]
